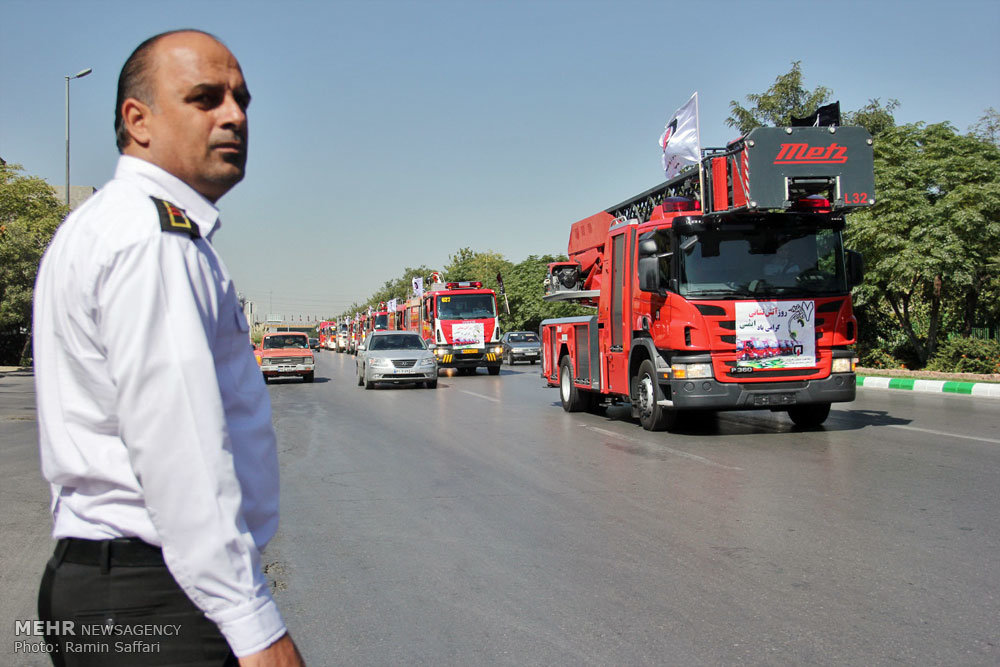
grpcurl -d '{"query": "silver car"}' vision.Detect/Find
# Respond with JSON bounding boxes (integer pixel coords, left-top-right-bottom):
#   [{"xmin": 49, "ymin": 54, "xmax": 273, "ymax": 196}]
[{"xmin": 356, "ymin": 331, "xmax": 438, "ymax": 389}]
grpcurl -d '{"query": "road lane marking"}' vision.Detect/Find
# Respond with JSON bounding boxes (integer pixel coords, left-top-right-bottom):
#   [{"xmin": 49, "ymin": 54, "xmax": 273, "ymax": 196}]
[
  {"xmin": 582, "ymin": 425, "xmax": 743, "ymax": 470},
  {"xmin": 888, "ymin": 424, "xmax": 1000, "ymax": 445},
  {"xmin": 460, "ymin": 390, "xmax": 501, "ymax": 403}
]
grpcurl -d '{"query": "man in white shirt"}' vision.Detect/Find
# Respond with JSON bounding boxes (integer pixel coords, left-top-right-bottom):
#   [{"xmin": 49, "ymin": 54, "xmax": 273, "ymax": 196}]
[{"xmin": 34, "ymin": 30, "xmax": 304, "ymax": 666}]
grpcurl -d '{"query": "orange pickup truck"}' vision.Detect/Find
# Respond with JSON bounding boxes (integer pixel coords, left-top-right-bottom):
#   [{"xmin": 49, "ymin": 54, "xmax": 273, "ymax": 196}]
[{"xmin": 255, "ymin": 332, "xmax": 315, "ymax": 383}]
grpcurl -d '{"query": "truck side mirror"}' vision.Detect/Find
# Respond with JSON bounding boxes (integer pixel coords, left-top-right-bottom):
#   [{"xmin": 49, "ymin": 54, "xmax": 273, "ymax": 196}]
[
  {"xmin": 638, "ymin": 256, "xmax": 660, "ymax": 293},
  {"xmin": 846, "ymin": 249, "xmax": 865, "ymax": 288}
]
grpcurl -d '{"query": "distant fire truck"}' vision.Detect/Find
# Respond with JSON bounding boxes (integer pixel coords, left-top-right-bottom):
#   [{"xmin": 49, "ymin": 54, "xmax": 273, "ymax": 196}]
[
  {"xmin": 541, "ymin": 124, "xmax": 872, "ymax": 430},
  {"xmin": 404, "ymin": 278, "xmax": 503, "ymax": 375}
]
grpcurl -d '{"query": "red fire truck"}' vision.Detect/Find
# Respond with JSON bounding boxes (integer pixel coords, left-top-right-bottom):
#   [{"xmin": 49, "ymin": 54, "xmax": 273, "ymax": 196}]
[
  {"xmin": 541, "ymin": 124, "xmax": 873, "ymax": 430},
  {"xmin": 370, "ymin": 303, "xmax": 393, "ymax": 332},
  {"xmin": 405, "ymin": 279, "xmax": 503, "ymax": 375},
  {"xmin": 317, "ymin": 320, "xmax": 336, "ymax": 351}
]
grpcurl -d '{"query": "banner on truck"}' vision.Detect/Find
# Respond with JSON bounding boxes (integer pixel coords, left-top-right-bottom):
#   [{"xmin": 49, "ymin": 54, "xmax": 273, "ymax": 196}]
[{"xmin": 735, "ymin": 300, "xmax": 816, "ymax": 368}]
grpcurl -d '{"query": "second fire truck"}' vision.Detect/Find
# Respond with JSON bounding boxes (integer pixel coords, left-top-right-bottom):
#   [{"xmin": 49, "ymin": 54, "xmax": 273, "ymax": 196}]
[{"xmin": 404, "ymin": 278, "xmax": 503, "ymax": 375}]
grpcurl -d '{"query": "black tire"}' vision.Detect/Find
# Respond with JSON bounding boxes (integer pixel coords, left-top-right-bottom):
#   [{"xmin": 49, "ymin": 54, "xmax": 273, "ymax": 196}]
[
  {"xmin": 487, "ymin": 365, "xmax": 501, "ymax": 376},
  {"xmin": 364, "ymin": 377, "xmax": 375, "ymax": 390},
  {"xmin": 506, "ymin": 351, "xmax": 514, "ymax": 365},
  {"xmin": 559, "ymin": 356, "xmax": 590, "ymax": 412},
  {"xmin": 787, "ymin": 403, "xmax": 831, "ymax": 428},
  {"xmin": 263, "ymin": 376, "xmax": 270, "ymax": 385},
  {"xmin": 635, "ymin": 359, "xmax": 675, "ymax": 431},
  {"xmin": 529, "ymin": 359, "xmax": 536, "ymax": 365},
  {"xmin": 356, "ymin": 365, "xmax": 363, "ymax": 386},
  {"xmin": 303, "ymin": 372, "xmax": 314, "ymax": 383},
  {"xmin": 425, "ymin": 380, "xmax": 438, "ymax": 389}
]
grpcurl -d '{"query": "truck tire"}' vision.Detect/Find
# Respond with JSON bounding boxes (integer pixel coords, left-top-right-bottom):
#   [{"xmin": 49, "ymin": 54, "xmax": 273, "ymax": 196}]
[
  {"xmin": 635, "ymin": 359, "xmax": 675, "ymax": 431},
  {"xmin": 487, "ymin": 365, "xmax": 501, "ymax": 376},
  {"xmin": 357, "ymin": 366, "xmax": 363, "ymax": 386},
  {"xmin": 787, "ymin": 403, "xmax": 831, "ymax": 428},
  {"xmin": 559, "ymin": 357, "xmax": 590, "ymax": 412},
  {"xmin": 303, "ymin": 372, "xmax": 314, "ymax": 383},
  {"xmin": 425, "ymin": 379, "xmax": 438, "ymax": 389}
]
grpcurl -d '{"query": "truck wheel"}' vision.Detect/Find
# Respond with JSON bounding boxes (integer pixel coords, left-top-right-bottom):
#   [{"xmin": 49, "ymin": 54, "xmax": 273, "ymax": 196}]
[
  {"xmin": 365, "ymin": 376, "xmax": 375, "ymax": 390},
  {"xmin": 263, "ymin": 376, "xmax": 270, "ymax": 385},
  {"xmin": 303, "ymin": 372, "xmax": 314, "ymax": 383},
  {"xmin": 559, "ymin": 357, "xmax": 590, "ymax": 412},
  {"xmin": 357, "ymin": 365, "xmax": 363, "ymax": 386},
  {"xmin": 425, "ymin": 380, "xmax": 438, "ymax": 389},
  {"xmin": 635, "ymin": 359, "xmax": 675, "ymax": 431},
  {"xmin": 530, "ymin": 359, "xmax": 536, "ymax": 365},
  {"xmin": 487, "ymin": 365, "xmax": 501, "ymax": 376},
  {"xmin": 506, "ymin": 351, "xmax": 514, "ymax": 365},
  {"xmin": 787, "ymin": 403, "xmax": 831, "ymax": 428}
]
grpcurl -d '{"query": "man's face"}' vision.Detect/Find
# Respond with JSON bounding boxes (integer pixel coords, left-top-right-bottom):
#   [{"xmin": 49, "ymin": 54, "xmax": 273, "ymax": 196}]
[{"xmin": 142, "ymin": 33, "xmax": 250, "ymax": 201}]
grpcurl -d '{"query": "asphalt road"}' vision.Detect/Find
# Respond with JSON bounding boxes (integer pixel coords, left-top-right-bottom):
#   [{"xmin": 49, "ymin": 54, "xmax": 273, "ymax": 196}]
[{"xmin": 2, "ymin": 356, "xmax": 998, "ymax": 665}]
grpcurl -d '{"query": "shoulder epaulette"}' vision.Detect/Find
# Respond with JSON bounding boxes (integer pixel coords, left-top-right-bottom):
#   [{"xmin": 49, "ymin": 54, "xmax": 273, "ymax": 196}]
[{"xmin": 151, "ymin": 196, "xmax": 201, "ymax": 239}]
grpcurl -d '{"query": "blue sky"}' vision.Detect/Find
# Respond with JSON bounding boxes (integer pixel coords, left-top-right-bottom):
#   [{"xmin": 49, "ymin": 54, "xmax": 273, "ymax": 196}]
[{"xmin": 2, "ymin": 0, "xmax": 998, "ymax": 321}]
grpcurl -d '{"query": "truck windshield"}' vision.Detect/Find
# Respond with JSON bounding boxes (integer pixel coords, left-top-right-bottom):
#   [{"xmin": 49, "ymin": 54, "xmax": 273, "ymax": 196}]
[
  {"xmin": 373, "ymin": 314, "xmax": 389, "ymax": 329},
  {"xmin": 677, "ymin": 225, "xmax": 848, "ymax": 298},
  {"xmin": 263, "ymin": 336, "xmax": 308, "ymax": 349},
  {"xmin": 437, "ymin": 294, "xmax": 496, "ymax": 320}
]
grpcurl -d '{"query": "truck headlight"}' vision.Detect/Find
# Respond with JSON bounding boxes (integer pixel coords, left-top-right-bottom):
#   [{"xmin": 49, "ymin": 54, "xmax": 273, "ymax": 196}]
[
  {"xmin": 493, "ymin": 346, "xmax": 503, "ymax": 354},
  {"xmin": 831, "ymin": 357, "xmax": 856, "ymax": 373},
  {"xmin": 671, "ymin": 363, "xmax": 713, "ymax": 379}
]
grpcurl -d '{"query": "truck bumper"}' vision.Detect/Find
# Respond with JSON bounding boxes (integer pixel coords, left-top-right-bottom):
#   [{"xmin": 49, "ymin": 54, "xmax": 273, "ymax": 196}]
[
  {"xmin": 662, "ymin": 373, "xmax": 856, "ymax": 410},
  {"xmin": 434, "ymin": 347, "xmax": 503, "ymax": 368}
]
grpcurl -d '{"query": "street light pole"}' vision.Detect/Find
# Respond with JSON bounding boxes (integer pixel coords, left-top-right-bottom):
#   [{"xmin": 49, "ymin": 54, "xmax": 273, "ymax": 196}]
[{"xmin": 64, "ymin": 67, "xmax": 92, "ymax": 208}]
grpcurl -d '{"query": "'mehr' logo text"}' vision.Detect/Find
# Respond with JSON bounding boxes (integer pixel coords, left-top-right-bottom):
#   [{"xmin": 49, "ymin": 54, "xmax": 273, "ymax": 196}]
[{"xmin": 774, "ymin": 143, "xmax": 848, "ymax": 164}]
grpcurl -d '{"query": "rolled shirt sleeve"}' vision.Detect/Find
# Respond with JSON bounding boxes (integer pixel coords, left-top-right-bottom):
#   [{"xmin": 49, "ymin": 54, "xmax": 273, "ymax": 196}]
[{"xmin": 97, "ymin": 229, "xmax": 286, "ymax": 657}]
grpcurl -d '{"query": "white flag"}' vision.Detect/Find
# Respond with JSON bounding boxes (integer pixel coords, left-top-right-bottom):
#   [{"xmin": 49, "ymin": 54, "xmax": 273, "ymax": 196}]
[
  {"xmin": 412, "ymin": 277, "xmax": 424, "ymax": 297},
  {"xmin": 387, "ymin": 298, "xmax": 397, "ymax": 312},
  {"xmin": 659, "ymin": 92, "xmax": 701, "ymax": 180}
]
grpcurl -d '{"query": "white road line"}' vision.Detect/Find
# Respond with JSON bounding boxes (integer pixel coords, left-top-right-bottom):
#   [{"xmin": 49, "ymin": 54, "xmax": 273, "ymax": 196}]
[
  {"xmin": 888, "ymin": 424, "xmax": 1000, "ymax": 445},
  {"xmin": 582, "ymin": 425, "xmax": 743, "ymax": 470},
  {"xmin": 460, "ymin": 390, "xmax": 501, "ymax": 403}
]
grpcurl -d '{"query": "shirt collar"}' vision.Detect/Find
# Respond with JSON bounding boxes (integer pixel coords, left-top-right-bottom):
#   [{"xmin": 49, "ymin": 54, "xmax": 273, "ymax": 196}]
[{"xmin": 114, "ymin": 155, "xmax": 223, "ymax": 240}]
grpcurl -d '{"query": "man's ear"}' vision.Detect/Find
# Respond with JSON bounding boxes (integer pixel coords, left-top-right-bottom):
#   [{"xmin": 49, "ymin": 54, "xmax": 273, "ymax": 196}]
[{"xmin": 121, "ymin": 98, "xmax": 152, "ymax": 148}]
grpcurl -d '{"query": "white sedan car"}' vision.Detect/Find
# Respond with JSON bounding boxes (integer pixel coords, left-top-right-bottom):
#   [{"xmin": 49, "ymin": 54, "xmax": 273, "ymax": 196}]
[{"xmin": 356, "ymin": 331, "xmax": 438, "ymax": 389}]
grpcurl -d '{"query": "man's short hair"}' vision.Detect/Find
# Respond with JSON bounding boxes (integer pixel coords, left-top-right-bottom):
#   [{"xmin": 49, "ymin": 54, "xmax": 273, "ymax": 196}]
[{"xmin": 114, "ymin": 29, "xmax": 222, "ymax": 152}]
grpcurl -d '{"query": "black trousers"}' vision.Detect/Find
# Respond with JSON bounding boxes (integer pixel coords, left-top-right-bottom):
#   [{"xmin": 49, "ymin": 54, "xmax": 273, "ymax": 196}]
[{"xmin": 37, "ymin": 538, "xmax": 237, "ymax": 666}]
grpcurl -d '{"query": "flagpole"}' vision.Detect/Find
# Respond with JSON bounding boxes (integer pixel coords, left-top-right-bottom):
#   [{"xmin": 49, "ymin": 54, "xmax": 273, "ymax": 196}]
[{"xmin": 694, "ymin": 92, "xmax": 706, "ymax": 211}]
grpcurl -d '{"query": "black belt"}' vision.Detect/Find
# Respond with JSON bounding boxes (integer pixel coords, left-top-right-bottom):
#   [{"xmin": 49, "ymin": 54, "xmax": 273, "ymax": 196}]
[{"xmin": 58, "ymin": 537, "xmax": 165, "ymax": 568}]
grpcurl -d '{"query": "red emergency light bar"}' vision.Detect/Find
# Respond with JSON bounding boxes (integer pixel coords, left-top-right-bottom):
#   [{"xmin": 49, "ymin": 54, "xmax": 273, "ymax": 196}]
[
  {"xmin": 445, "ymin": 281, "xmax": 483, "ymax": 289},
  {"xmin": 791, "ymin": 195, "xmax": 831, "ymax": 213}
]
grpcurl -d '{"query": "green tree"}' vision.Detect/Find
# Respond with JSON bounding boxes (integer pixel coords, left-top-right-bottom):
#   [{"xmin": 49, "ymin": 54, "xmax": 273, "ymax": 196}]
[
  {"xmin": 846, "ymin": 122, "xmax": 1000, "ymax": 365},
  {"xmin": 727, "ymin": 61, "xmax": 832, "ymax": 134},
  {"xmin": 0, "ymin": 162, "xmax": 66, "ymax": 363},
  {"xmin": 442, "ymin": 247, "xmax": 513, "ymax": 291},
  {"xmin": 970, "ymin": 107, "xmax": 1000, "ymax": 147},
  {"xmin": 843, "ymin": 98, "xmax": 899, "ymax": 137}
]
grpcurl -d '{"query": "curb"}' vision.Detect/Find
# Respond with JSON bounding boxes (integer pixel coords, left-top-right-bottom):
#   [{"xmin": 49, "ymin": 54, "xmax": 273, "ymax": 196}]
[{"xmin": 857, "ymin": 375, "xmax": 1000, "ymax": 399}]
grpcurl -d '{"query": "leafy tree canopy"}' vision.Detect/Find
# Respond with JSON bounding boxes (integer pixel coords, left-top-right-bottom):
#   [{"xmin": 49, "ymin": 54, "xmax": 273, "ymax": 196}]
[
  {"xmin": 0, "ymin": 162, "xmax": 65, "ymax": 339},
  {"xmin": 846, "ymin": 122, "xmax": 1000, "ymax": 364},
  {"xmin": 727, "ymin": 61, "xmax": 832, "ymax": 134}
]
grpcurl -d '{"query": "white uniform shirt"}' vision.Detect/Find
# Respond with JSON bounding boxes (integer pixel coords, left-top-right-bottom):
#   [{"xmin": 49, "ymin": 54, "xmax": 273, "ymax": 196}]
[{"xmin": 33, "ymin": 155, "xmax": 286, "ymax": 657}]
